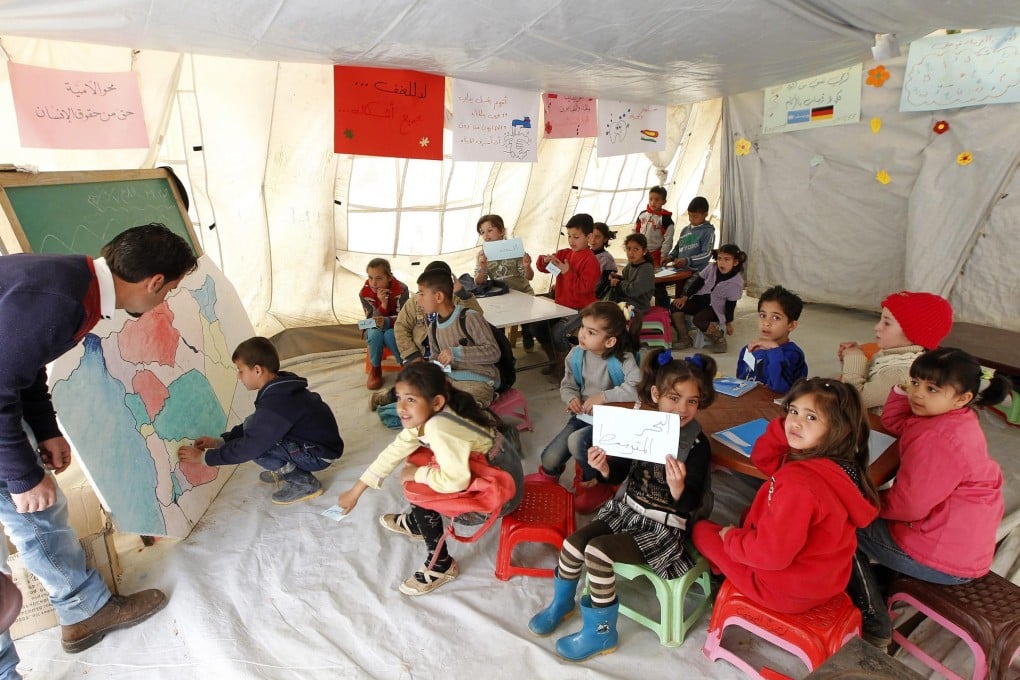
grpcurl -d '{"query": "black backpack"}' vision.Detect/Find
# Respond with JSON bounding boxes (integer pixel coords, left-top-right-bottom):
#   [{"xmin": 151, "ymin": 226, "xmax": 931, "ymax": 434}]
[{"xmin": 452, "ymin": 311, "xmax": 517, "ymax": 393}]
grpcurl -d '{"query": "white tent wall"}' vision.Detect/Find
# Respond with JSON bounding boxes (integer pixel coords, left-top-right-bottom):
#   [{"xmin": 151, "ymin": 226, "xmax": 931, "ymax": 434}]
[{"xmin": 722, "ymin": 52, "xmax": 1020, "ymax": 331}]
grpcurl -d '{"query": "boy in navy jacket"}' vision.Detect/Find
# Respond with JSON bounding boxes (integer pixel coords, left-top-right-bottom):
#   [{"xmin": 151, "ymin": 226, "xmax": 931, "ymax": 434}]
[
  {"xmin": 736, "ymin": 286, "xmax": 808, "ymax": 393},
  {"xmin": 179, "ymin": 337, "xmax": 343, "ymax": 504}
]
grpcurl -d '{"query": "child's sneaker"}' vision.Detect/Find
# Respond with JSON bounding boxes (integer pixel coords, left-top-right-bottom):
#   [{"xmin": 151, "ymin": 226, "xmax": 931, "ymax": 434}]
[
  {"xmin": 398, "ymin": 560, "xmax": 459, "ymax": 596},
  {"xmin": 379, "ymin": 513, "xmax": 425, "ymax": 541},
  {"xmin": 270, "ymin": 469, "xmax": 323, "ymax": 505}
]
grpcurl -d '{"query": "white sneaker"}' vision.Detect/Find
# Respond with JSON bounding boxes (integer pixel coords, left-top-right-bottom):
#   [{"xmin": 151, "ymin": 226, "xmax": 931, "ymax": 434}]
[{"xmin": 398, "ymin": 561, "xmax": 459, "ymax": 596}]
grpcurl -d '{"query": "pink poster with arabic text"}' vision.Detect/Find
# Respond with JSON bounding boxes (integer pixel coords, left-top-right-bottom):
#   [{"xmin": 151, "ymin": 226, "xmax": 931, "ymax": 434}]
[
  {"xmin": 542, "ymin": 93, "xmax": 596, "ymax": 138},
  {"xmin": 9, "ymin": 63, "xmax": 149, "ymax": 149}
]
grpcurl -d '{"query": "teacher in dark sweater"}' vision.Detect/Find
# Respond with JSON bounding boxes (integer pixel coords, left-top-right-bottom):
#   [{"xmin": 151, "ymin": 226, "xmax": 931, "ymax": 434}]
[{"xmin": 0, "ymin": 223, "xmax": 196, "ymax": 673}]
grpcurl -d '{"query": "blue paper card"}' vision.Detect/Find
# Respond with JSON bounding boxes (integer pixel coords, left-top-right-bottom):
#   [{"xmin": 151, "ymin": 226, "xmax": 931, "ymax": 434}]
[
  {"xmin": 357, "ymin": 318, "xmax": 376, "ymax": 330},
  {"xmin": 711, "ymin": 418, "xmax": 770, "ymax": 457}
]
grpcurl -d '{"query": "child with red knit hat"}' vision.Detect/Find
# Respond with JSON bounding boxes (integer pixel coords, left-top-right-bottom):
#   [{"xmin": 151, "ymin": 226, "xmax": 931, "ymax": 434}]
[{"xmin": 837, "ymin": 291, "xmax": 953, "ymax": 411}]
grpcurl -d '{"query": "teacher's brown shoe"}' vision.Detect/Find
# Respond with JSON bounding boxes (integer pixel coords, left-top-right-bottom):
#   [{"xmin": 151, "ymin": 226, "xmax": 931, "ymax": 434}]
[{"xmin": 61, "ymin": 589, "xmax": 168, "ymax": 653}]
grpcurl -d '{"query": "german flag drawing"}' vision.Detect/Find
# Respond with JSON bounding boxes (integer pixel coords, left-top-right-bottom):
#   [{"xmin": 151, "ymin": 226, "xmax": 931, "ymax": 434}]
[{"xmin": 810, "ymin": 105, "xmax": 834, "ymax": 121}]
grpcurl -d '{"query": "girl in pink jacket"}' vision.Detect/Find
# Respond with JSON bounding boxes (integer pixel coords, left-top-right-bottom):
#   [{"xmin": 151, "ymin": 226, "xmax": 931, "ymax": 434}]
[{"xmin": 848, "ymin": 347, "xmax": 1010, "ymax": 648}]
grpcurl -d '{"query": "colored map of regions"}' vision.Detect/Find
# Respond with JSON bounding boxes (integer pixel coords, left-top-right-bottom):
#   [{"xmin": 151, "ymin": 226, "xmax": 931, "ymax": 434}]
[{"xmin": 49, "ymin": 256, "xmax": 255, "ymax": 538}]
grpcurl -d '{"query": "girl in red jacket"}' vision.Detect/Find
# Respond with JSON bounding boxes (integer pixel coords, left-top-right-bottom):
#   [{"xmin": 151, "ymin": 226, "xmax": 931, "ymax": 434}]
[
  {"xmin": 693, "ymin": 378, "xmax": 880, "ymax": 613},
  {"xmin": 848, "ymin": 348, "xmax": 1009, "ymax": 647}
]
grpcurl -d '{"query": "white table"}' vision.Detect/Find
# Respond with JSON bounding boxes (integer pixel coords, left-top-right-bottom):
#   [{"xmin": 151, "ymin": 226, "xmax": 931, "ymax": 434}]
[{"xmin": 476, "ymin": 289, "xmax": 576, "ymax": 328}]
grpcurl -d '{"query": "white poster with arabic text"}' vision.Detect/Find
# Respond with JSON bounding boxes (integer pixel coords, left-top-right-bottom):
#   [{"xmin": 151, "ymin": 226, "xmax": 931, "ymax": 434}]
[
  {"xmin": 762, "ymin": 64, "xmax": 862, "ymax": 134},
  {"xmin": 901, "ymin": 27, "xmax": 1020, "ymax": 112},
  {"xmin": 596, "ymin": 100, "xmax": 666, "ymax": 157},
  {"xmin": 452, "ymin": 80, "xmax": 539, "ymax": 163}
]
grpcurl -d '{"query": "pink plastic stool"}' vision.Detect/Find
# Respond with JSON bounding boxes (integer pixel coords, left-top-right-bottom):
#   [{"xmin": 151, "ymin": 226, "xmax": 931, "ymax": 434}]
[
  {"xmin": 487, "ymin": 387, "xmax": 532, "ymax": 431},
  {"xmin": 495, "ymin": 481, "xmax": 574, "ymax": 580},
  {"xmin": 887, "ymin": 572, "xmax": 1020, "ymax": 680},
  {"xmin": 703, "ymin": 579, "xmax": 861, "ymax": 679}
]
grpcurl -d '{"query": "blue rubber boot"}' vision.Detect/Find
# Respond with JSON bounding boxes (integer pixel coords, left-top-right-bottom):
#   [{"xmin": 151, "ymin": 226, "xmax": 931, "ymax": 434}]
[
  {"xmin": 554, "ymin": 596, "xmax": 619, "ymax": 662},
  {"xmin": 528, "ymin": 572, "xmax": 578, "ymax": 636}
]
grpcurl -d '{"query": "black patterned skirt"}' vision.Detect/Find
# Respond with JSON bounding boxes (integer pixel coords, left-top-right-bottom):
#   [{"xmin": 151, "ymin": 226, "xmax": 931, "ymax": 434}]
[{"xmin": 594, "ymin": 499, "xmax": 695, "ymax": 579}]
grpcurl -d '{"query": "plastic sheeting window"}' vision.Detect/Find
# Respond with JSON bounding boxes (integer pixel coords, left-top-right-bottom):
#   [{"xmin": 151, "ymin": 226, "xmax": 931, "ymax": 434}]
[
  {"xmin": 347, "ymin": 128, "xmax": 494, "ymax": 256},
  {"xmin": 575, "ymin": 148, "xmax": 681, "ymax": 228}
]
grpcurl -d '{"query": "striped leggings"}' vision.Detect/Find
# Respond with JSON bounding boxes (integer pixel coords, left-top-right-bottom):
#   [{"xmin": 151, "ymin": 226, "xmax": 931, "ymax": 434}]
[{"xmin": 558, "ymin": 520, "xmax": 645, "ymax": 607}]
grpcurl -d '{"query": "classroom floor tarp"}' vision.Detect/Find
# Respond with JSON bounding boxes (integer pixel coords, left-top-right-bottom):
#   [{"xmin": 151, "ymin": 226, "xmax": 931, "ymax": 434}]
[{"xmin": 14, "ymin": 299, "xmax": 1020, "ymax": 679}]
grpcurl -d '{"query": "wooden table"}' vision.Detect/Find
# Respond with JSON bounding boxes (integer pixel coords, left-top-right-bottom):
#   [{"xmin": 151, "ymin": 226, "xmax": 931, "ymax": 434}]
[
  {"xmin": 609, "ymin": 387, "xmax": 899, "ymax": 485},
  {"xmin": 697, "ymin": 386, "xmax": 900, "ymax": 486},
  {"xmin": 654, "ymin": 268, "xmax": 693, "ymax": 306},
  {"xmin": 476, "ymin": 289, "xmax": 576, "ymax": 329}
]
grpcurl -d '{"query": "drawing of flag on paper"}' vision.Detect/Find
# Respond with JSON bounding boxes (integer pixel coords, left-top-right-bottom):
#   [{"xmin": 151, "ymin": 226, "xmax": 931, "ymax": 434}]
[{"xmin": 811, "ymin": 105, "xmax": 834, "ymax": 120}]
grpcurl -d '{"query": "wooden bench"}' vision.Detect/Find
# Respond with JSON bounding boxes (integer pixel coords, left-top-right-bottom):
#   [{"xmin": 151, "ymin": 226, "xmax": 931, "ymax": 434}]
[{"xmin": 944, "ymin": 323, "xmax": 1020, "ymax": 425}]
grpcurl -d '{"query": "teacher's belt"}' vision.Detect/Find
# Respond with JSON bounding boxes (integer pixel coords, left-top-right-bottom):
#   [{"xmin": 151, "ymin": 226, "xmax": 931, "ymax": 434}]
[{"xmin": 624, "ymin": 495, "xmax": 686, "ymax": 530}]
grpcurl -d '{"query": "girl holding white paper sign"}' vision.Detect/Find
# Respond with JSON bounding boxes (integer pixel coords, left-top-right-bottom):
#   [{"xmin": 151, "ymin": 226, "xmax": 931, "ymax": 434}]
[
  {"xmin": 473, "ymin": 214, "xmax": 536, "ymax": 350},
  {"xmin": 528, "ymin": 349, "xmax": 715, "ymax": 662}
]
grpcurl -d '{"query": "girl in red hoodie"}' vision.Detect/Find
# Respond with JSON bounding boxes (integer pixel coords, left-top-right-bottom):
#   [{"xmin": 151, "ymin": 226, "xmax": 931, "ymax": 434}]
[
  {"xmin": 693, "ymin": 378, "xmax": 880, "ymax": 613},
  {"xmin": 847, "ymin": 348, "xmax": 1009, "ymax": 647}
]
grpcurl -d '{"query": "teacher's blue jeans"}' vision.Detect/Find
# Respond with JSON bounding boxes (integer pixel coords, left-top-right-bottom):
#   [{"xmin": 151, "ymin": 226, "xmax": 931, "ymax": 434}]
[{"xmin": 366, "ymin": 325, "xmax": 401, "ymax": 367}]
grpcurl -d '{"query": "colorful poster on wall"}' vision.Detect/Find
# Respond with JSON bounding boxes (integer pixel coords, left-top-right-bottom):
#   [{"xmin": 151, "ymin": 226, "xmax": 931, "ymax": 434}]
[
  {"xmin": 900, "ymin": 27, "xmax": 1020, "ymax": 112},
  {"xmin": 542, "ymin": 93, "xmax": 597, "ymax": 138},
  {"xmin": 595, "ymin": 100, "xmax": 666, "ymax": 157},
  {"xmin": 8, "ymin": 63, "xmax": 149, "ymax": 149},
  {"xmin": 333, "ymin": 65, "xmax": 444, "ymax": 160},
  {"xmin": 452, "ymin": 79, "xmax": 539, "ymax": 163},
  {"xmin": 762, "ymin": 64, "xmax": 862, "ymax": 134}
]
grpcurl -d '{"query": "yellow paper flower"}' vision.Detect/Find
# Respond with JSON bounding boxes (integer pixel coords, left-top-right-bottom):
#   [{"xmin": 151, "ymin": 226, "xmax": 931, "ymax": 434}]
[
  {"xmin": 734, "ymin": 138, "xmax": 752, "ymax": 156},
  {"xmin": 870, "ymin": 117, "xmax": 882, "ymax": 134},
  {"xmin": 956, "ymin": 151, "xmax": 973, "ymax": 166},
  {"xmin": 866, "ymin": 65, "xmax": 891, "ymax": 87},
  {"xmin": 876, "ymin": 170, "xmax": 891, "ymax": 185}
]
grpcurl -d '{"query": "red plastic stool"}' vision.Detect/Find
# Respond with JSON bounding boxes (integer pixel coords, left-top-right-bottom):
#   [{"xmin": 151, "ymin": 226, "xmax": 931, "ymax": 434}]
[
  {"xmin": 364, "ymin": 346, "xmax": 401, "ymax": 374},
  {"xmin": 495, "ymin": 481, "xmax": 575, "ymax": 580},
  {"xmin": 703, "ymin": 579, "xmax": 861, "ymax": 679},
  {"xmin": 487, "ymin": 388, "xmax": 532, "ymax": 431},
  {"xmin": 887, "ymin": 572, "xmax": 1020, "ymax": 680}
]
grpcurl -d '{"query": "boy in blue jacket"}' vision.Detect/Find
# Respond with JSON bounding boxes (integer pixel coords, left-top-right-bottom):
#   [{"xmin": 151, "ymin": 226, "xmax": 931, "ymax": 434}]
[
  {"xmin": 179, "ymin": 337, "xmax": 343, "ymax": 504},
  {"xmin": 736, "ymin": 285, "xmax": 808, "ymax": 393}
]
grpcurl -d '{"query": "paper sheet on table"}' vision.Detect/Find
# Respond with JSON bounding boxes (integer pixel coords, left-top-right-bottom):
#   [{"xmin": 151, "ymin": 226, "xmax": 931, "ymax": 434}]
[
  {"xmin": 483, "ymin": 238, "xmax": 525, "ymax": 261},
  {"xmin": 591, "ymin": 404, "xmax": 680, "ymax": 463},
  {"xmin": 868, "ymin": 430, "xmax": 896, "ymax": 465},
  {"xmin": 357, "ymin": 318, "xmax": 376, "ymax": 330},
  {"xmin": 654, "ymin": 267, "xmax": 680, "ymax": 279}
]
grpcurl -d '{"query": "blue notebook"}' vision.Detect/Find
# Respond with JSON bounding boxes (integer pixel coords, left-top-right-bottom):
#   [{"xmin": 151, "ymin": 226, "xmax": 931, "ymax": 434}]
[
  {"xmin": 711, "ymin": 418, "xmax": 770, "ymax": 457},
  {"xmin": 713, "ymin": 376, "xmax": 758, "ymax": 398}
]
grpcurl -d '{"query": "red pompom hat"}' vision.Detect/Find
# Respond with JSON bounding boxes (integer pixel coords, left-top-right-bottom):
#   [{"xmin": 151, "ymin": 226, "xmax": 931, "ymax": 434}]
[{"xmin": 881, "ymin": 291, "xmax": 953, "ymax": 350}]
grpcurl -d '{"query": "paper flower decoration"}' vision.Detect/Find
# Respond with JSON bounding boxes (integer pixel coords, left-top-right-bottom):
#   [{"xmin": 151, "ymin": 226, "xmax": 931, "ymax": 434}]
[
  {"xmin": 933, "ymin": 120, "xmax": 950, "ymax": 135},
  {"xmin": 870, "ymin": 117, "xmax": 882, "ymax": 134},
  {"xmin": 419, "ymin": 137, "xmax": 430, "ymax": 148},
  {"xmin": 734, "ymin": 138, "xmax": 752, "ymax": 156},
  {"xmin": 866, "ymin": 65, "xmax": 891, "ymax": 87},
  {"xmin": 876, "ymin": 170, "xmax": 891, "ymax": 185},
  {"xmin": 957, "ymin": 151, "xmax": 973, "ymax": 166}
]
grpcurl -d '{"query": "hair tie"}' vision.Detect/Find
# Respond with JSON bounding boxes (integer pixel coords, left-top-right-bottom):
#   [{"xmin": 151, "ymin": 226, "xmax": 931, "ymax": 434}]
[
  {"xmin": 980, "ymin": 366, "xmax": 994, "ymax": 392},
  {"xmin": 685, "ymin": 354, "xmax": 705, "ymax": 370},
  {"xmin": 617, "ymin": 302, "xmax": 634, "ymax": 322},
  {"xmin": 657, "ymin": 350, "xmax": 674, "ymax": 367}
]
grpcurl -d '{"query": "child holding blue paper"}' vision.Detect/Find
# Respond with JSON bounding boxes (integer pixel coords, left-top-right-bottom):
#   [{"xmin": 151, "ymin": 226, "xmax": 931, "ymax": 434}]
[
  {"xmin": 528, "ymin": 348, "xmax": 715, "ymax": 661},
  {"xmin": 526, "ymin": 302, "xmax": 639, "ymax": 513},
  {"xmin": 473, "ymin": 214, "xmax": 536, "ymax": 350},
  {"xmin": 360, "ymin": 258, "xmax": 409, "ymax": 390}
]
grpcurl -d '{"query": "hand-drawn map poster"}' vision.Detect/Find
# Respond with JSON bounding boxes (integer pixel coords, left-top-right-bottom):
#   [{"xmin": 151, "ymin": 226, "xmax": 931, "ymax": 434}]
[
  {"xmin": 8, "ymin": 63, "xmax": 149, "ymax": 149},
  {"xmin": 762, "ymin": 64, "xmax": 862, "ymax": 134},
  {"xmin": 49, "ymin": 256, "xmax": 256, "ymax": 538},
  {"xmin": 452, "ymin": 79, "xmax": 539, "ymax": 163},
  {"xmin": 900, "ymin": 27, "xmax": 1020, "ymax": 112},
  {"xmin": 596, "ymin": 100, "xmax": 666, "ymax": 157},
  {"xmin": 542, "ymin": 93, "xmax": 597, "ymax": 138},
  {"xmin": 333, "ymin": 65, "xmax": 445, "ymax": 160}
]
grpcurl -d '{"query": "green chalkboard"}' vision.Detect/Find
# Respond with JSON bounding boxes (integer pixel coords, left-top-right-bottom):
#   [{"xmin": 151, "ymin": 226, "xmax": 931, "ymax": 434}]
[{"xmin": 0, "ymin": 169, "xmax": 200, "ymax": 257}]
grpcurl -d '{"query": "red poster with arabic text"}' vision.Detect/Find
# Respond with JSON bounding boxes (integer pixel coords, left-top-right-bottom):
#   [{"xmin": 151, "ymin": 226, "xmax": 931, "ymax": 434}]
[{"xmin": 333, "ymin": 65, "xmax": 444, "ymax": 160}]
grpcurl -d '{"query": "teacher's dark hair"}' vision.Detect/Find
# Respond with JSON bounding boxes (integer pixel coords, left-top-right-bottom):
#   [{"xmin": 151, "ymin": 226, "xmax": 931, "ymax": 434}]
[{"xmin": 101, "ymin": 223, "xmax": 198, "ymax": 283}]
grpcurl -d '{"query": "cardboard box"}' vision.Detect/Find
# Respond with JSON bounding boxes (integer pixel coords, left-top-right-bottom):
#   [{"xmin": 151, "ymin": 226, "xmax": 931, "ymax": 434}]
[{"xmin": 6, "ymin": 482, "xmax": 121, "ymax": 640}]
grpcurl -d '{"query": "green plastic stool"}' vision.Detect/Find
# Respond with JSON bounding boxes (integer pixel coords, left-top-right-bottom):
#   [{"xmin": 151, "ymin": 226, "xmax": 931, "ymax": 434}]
[
  {"xmin": 585, "ymin": 550, "xmax": 712, "ymax": 647},
  {"xmin": 990, "ymin": 389, "xmax": 1019, "ymax": 425}
]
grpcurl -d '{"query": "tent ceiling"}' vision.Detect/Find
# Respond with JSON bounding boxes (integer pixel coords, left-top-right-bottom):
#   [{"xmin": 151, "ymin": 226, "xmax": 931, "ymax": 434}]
[{"xmin": 2, "ymin": 1, "xmax": 1020, "ymax": 103}]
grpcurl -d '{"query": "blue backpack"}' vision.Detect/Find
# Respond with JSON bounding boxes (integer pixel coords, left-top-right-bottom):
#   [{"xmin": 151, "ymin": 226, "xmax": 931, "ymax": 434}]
[{"xmin": 568, "ymin": 346, "xmax": 639, "ymax": 390}]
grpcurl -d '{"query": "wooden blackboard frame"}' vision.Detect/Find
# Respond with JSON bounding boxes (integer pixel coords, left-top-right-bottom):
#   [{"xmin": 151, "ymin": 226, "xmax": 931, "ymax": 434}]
[{"xmin": 0, "ymin": 168, "xmax": 202, "ymax": 257}]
